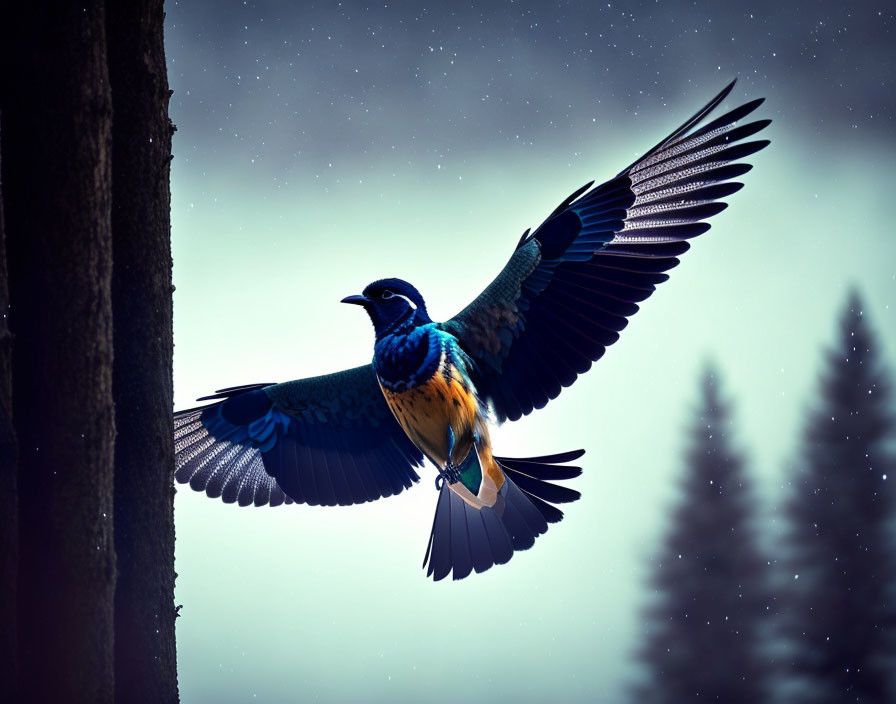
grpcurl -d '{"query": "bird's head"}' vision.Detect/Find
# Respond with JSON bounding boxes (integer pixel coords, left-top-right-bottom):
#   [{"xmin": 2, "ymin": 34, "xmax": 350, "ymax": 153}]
[{"xmin": 341, "ymin": 278, "xmax": 431, "ymax": 335}]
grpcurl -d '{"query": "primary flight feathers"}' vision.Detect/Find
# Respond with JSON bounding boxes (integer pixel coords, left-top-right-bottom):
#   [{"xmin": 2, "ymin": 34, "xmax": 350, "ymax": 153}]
[
  {"xmin": 443, "ymin": 79, "xmax": 768, "ymax": 422},
  {"xmin": 174, "ymin": 79, "xmax": 769, "ymax": 580}
]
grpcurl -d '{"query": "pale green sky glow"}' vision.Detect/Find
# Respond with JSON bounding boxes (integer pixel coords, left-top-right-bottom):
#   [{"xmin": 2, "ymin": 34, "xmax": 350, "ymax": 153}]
[
  {"xmin": 163, "ymin": 3, "xmax": 896, "ymax": 700},
  {"xmin": 171, "ymin": 110, "xmax": 896, "ymax": 700}
]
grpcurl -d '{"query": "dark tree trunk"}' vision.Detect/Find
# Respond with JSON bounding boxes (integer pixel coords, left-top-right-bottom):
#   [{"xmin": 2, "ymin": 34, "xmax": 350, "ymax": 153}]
[
  {"xmin": 0, "ymin": 112, "xmax": 19, "ymax": 703},
  {"xmin": 0, "ymin": 1, "xmax": 179, "ymax": 700},
  {"xmin": 106, "ymin": 2, "xmax": 179, "ymax": 702},
  {"xmin": 0, "ymin": 2, "xmax": 117, "ymax": 701}
]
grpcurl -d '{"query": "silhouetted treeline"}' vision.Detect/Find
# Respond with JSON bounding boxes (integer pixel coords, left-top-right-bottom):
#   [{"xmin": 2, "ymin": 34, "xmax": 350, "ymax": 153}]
[
  {"xmin": 0, "ymin": 2, "xmax": 178, "ymax": 702},
  {"xmin": 633, "ymin": 291, "xmax": 896, "ymax": 703},
  {"xmin": 779, "ymin": 291, "xmax": 896, "ymax": 703},
  {"xmin": 631, "ymin": 365, "xmax": 773, "ymax": 703}
]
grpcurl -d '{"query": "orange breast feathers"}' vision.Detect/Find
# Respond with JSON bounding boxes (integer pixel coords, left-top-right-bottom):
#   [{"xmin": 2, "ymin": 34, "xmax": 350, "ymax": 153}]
[
  {"xmin": 379, "ymin": 362, "xmax": 480, "ymax": 461},
  {"xmin": 380, "ymin": 364, "xmax": 506, "ymax": 508}
]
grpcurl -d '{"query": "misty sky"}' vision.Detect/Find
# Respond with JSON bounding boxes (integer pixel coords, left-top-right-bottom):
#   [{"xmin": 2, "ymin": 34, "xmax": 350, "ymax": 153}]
[{"xmin": 165, "ymin": 2, "xmax": 895, "ymax": 702}]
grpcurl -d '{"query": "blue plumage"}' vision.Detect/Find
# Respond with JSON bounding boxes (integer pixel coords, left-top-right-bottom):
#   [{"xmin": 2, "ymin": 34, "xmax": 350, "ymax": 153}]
[
  {"xmin": 373, "ymin": 323, "xmax": 441, "ymax": 391},
  {"xmin": 175, "ymin": 365, "xmax": 423, "ymax": 507},
  {"xmin": 203, "ymin": 391, "xmax": 289, "ymax": 453},
  {"xmin": 174, "ymin": 80, "xmax": 770, "ymax": 579}
]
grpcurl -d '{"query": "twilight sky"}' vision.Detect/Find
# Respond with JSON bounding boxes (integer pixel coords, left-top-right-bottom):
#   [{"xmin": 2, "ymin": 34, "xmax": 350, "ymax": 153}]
[{"xmin": 165, "ymin": 2, "xmax": 895, "ymax": 702}]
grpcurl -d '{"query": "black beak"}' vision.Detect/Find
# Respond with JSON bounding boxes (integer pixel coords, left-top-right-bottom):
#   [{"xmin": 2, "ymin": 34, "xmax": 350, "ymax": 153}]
[{"xmin": 341, "ymin": 294, "xmax": 370, "ymax": 306}]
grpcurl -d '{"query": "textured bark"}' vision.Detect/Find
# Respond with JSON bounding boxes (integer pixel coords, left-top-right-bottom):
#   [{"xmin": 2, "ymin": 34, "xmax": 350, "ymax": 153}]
[
  {"xmin": 0, "ymin": 3, "xmax": 117, "ymax": 701},
  {"xmin": 106, "ymin": 2, "xmax": 179, "ymax": 701},
  {"xmin": 0, "ymin": 112, "xmax": 19, "ymax": 703}
]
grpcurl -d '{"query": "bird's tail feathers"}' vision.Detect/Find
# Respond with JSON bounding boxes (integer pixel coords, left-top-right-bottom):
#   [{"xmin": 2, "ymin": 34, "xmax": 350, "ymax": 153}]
[
  {"xmin": 494, "ymin": 449, "xmax": 583, "ymax": 524},
  {"xmin": 423, "ymin": 448, "xmax": 583, "ymax": 581}
]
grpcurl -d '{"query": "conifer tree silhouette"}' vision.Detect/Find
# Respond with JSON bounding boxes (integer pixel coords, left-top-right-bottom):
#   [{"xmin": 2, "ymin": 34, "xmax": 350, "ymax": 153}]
[
  {"xmin": 633, "ymin": 365, "xmax": 772, "ymax": 703},
  {"xmin": 781, "ymin": 291, "xmax": 896, "ymax": 703}
]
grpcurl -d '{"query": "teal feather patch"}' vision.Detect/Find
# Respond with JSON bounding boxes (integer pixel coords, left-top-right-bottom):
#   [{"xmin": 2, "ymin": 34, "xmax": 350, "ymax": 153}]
[{"xmin": 457, "ymin": 447, "xmax": 483, "ymax": 495}]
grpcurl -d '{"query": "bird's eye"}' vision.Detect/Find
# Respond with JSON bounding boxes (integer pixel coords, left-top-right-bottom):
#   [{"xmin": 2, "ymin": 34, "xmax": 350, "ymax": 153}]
[{"xmin": 381, "ymin": 290, "xmax": 394, "ymax": 300}]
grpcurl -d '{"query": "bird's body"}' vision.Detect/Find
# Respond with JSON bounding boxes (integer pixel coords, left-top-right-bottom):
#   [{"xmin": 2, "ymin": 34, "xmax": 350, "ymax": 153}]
[
  {"xmin": 372, "ymin": 312, "xmax": 503, "ymax": 508},
  {"xmin": 174, "ymin": 80, "xmax": 770, "ymax": 580}
]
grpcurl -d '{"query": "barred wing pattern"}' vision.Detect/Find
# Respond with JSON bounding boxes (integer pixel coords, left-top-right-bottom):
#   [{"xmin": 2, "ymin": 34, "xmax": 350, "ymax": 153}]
[
  {"xmin": 442, "ymin": 80, "xmax": 769, "ymax": 422},
  {"xmin": 174, "ymin": 366, "xmax": 424, "ymax": 507},
  {"xmin": 175, "ymin": 397, "xmax": 295, "ymax": 507}
]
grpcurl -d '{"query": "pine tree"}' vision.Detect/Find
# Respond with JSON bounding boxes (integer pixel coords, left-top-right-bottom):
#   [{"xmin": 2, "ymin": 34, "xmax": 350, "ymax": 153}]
[
  {"xmin": 633, "ymin": 365, "xmax": 772, "ymax": 703},
  {"xmin": 781, "ymin": 291, "xmax": 896, "ymax": 703}
]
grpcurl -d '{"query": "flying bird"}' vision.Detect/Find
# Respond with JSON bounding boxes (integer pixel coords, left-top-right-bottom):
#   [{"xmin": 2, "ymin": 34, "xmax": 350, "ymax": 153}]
[{"xmin": 174, "ymin": 80, "xmax": 769, "ymax": 581}]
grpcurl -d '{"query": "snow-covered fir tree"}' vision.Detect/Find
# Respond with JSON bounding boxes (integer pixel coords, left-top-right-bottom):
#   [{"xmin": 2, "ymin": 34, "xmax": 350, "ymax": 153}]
[
  {"xmin": 780, "ymin": 291, "xmax": 896, "ymax": 704},
  {"xmin": 632, "ymin": 364, "xmax": 772, "ymax": 703}
]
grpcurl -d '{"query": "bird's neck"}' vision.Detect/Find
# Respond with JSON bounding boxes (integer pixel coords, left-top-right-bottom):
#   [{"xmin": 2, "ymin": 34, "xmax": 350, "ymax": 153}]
[
  {"xmin": 374, "ymin": 322, "xmax": 441, "ymax": 391},
  {"xmin": 374, "ymin": 307, "xmax": 429, "ymax": 339}
]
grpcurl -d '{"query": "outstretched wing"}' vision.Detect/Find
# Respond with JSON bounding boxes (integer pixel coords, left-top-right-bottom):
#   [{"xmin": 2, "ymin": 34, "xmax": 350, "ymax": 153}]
[
  {"xmin": 441, "ymin": 80, "xmax": 769, "ymax": 422},
  {"xmin": 174, "ymin": 364, "xmax": 424, "ymax": 507}
]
